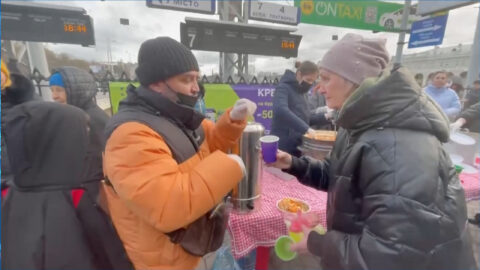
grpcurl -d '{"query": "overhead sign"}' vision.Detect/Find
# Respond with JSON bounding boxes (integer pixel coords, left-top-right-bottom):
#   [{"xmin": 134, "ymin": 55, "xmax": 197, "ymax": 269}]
[
  {"xmin": 408, "ymin": 14, "xmax": 448, "ymax": 48},
  {"xmin": 295, "ymin": 0, "xmax": 425, "ymax": 32},
  {"xmin": 180, "ymin": 18, "xmax": 302, "ymax": 58},
  {"xmin": 249, "ymin": 0, "xmax": 300, "ymax": 26},
  {"xmin": 1, "ymin": 2, "xmax": 95, "ymax": 46},
  {"xmin": 146, "ymin": 0, "xmax": 215, "ymax": 15},
  {"xmin": 417, "ymin": 0, "xmax": 476, "ymax": 16}
]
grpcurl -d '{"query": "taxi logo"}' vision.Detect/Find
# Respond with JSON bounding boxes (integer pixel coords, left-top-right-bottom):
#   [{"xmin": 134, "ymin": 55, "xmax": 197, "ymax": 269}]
[{"xmin": 300, "ymin": 0, "xmax": 314, "ymax": 15}]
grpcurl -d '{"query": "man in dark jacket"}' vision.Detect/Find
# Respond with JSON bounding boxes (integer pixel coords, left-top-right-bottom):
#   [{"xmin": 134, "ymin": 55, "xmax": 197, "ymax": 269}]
[
  {"xmin": 464, "ymin": 80, "xmax": 480, "ymax": 109},
  {"xmin": 451, "ymin": 102, "xmax": 480, "ymax": 133},
  {"xmin": 268, "ymin": 34, "xmax": 477, "ymax": 270},
  {"xmin": 49, "ymin": 67, "xmax": 109, "ymax": 190},
  {"xmin": 271, "ymin": 61, "xmax": 328, "ymax": 157},
  {"xmin": 2, "ymin": 101, "xmax": 132, "ymax": 270}
]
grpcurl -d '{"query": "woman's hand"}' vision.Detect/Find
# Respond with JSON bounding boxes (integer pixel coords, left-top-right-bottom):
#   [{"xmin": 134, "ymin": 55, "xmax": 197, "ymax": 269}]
[{"xmin": 265, "ymin": 150, "xmax": 293, "ymax": 170}]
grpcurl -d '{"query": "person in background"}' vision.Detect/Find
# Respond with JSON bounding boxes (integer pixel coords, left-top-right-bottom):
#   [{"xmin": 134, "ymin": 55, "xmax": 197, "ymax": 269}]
[
  {"xmin": 450, "ymin": 75, "xmax": 465, "ymax": 100},
  {"xmin": 308, "ymin": 83, "xmax": 335, "ymax": 130},
  {"xmin": 464, "ymin": 79, "xmax": 480, "ymax": 109},
  {"xmin": 271, "ymin": 61, "xmax": 327, "ymax": 157},
  {"xmin": 268, "ymin": 33, "xmax": 477, "ymax": 270},
  {"xmin": 194, "ymin": 82, "xmax": 206, "ymax": 115},
  {"xmin": 424, "ymin": 70, "xmax": 461, "ymax": 120},
  {"xmin": 1, "ymin": 59, "xmax": 12, "ymax": 90},
  {"xmin": 1, "ymin": 59, "xmax": 38, "ymax": 193},
  {"xmin": 451, "ymin": 102, "xmax": 480, "ymax": 133},
  {"xmin": 2, "ymin": 101, "xmax": 132, "ymax": 270},
  {"xmin": 49, "ymin": 67, "xmax": 109, "ymax": 195},
  {"xmin": 102, "ymin": 37, "xmax": 256, "ymax": 270}
]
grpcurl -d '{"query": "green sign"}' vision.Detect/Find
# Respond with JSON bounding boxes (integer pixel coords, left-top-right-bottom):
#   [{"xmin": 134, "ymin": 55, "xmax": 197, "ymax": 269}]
[
  {"xmin": 107, "ymin": 82, "xmax": 238, "ymax": 115},
  {"xmin": 295, "ymin": 0, "xmax": 424, "ymax": 32},
  {"xmin": 107, "ymin": 82, "xmax": 276, "ymax": 133},
  {"xmin": 108, "ymin": 82, "xmax": 139, "ymax": 114}
]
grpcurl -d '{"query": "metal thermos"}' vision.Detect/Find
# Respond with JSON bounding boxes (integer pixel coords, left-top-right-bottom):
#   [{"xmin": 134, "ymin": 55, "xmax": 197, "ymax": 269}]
[{"xmin": 231, "ymin": 122, "xmax": 265, "ymax": 213}]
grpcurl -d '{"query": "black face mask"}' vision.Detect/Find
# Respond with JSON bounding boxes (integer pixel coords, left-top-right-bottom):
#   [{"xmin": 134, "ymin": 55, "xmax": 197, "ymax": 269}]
[
  {"xmin": 166, "ymin": 83, "xmax": 199, "ymax": 108},
  {"xmin": 299, "ymin": 81, "xmax": 312, "ymax": 94}
]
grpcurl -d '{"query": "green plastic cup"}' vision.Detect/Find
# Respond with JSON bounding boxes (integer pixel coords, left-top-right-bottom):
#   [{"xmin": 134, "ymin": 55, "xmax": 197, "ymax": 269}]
[
  {"xmin": 288, "ymin": 231, "xmax": 304, "ymax": 243},
  {"xmin": 274, "ymin": 236, "xmax": 297, "ymax": 261},
  {"xmin": 455, "ymin": 164, "xmax": 464, "ymax": 175}
]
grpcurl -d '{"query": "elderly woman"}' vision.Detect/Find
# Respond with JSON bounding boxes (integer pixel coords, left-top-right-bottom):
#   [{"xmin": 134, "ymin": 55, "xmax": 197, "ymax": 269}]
[{"xmin": 269, "ymin": 34, "xmax": 476, "ymax": 270}]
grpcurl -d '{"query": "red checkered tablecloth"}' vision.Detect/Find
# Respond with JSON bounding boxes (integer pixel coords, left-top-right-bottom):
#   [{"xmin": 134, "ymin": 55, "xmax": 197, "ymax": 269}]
[
  {"xmin": 228, "ymin": 169, "xmax": 328, "ymax": 259},
  {"xmin": 227, "ymin": 169, "xmax": 480, "ymax": 259},
  {"xmin": 460, "ymin": 172, "xmax": 480, "ymax": 201}
]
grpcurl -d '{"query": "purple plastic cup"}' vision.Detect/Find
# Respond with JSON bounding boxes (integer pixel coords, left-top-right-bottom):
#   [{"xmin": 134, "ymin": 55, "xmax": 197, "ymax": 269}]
[{"xmin": 260, "ymin": 135, "xmax": 279, "ymax": 163}]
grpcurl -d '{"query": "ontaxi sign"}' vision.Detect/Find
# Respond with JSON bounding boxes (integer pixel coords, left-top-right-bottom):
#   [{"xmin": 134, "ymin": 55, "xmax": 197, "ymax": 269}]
[
  {"xmin": 146, "ymin": 0, "xmax": 215, "ymax": 15},
  {"xmin": 295, "ymin": 0, "xmax": 424, "ymax": 33},
  {"xmin": 249, "ymin": 0, "xmax": 301, "ymax": 26},
  {"xmin": 408, "ymin": 14, "xmax": 448, "ymax": 48}
]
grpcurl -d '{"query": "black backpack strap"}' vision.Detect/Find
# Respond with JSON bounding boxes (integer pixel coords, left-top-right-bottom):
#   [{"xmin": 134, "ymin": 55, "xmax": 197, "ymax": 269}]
[{"xmin": 105, "ymin": 108, "xmax": 205, "ymax": 163}]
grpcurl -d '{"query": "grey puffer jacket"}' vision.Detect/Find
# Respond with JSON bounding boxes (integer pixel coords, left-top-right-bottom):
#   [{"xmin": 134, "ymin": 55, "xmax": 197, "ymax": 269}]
[
  {"xmin": 54, "ymin": 67, "xmax": 109, "ymax": 185},
  {"xmin": 286, "ymin": 67, "xmax": 477, "ymax": 270}
]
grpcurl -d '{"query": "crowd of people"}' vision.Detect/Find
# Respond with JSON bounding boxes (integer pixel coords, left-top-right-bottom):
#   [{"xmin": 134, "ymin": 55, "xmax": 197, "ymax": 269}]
[{"xmin": 1, "ymin": 33, "xmax": 478, "ymax": 270}]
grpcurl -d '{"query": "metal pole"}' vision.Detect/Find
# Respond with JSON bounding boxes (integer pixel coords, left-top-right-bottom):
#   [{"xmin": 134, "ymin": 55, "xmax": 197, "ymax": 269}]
[
  {"xmin": 466, "ymin": 7, "xmax": 480, "ymax": 89},
  {"xmin": 26, "ymin": 42, "xmax": 51, "ymax": 100},
  {"xmin": 394, "ymin": 0, "xmax": 412, "ymax": 66},
  {"xmin": 242, "ymin": 0, "xmax": 249, "ymax": 77},
  {"xmin": 219, "ymin": 0, "xmax": 237, "ymax": 82}
]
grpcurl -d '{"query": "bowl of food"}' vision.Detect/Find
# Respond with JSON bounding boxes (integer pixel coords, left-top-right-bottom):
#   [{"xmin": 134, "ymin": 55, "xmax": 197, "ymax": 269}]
[
  {"xmin": 301, "ymin": 130, "xmax": 337, "ymax": 160},
  {"xmin": 277, "ymin": 197, "xmax": 310, "ymax": 214},
  {"xmin": 303, "ymin": 130, "xmax": 337, "ymax": 146}
]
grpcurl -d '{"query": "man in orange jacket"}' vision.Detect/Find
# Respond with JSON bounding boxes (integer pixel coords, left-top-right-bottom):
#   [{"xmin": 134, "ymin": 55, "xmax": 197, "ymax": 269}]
[{"xmin": 102, "ymin": 37, "xmax": 256, "ymax": 270}]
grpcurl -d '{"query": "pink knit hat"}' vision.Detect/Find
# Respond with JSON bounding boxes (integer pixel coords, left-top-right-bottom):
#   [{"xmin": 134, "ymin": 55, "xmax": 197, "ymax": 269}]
[{"xmin": 319, "ymin": 33, "xmax": 390, "ymax": 85}]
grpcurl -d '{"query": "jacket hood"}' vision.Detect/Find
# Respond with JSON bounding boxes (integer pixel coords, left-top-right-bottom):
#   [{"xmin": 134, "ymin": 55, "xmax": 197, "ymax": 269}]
[
  {"xmin": 54, "ymin": 67, "xmax": 97, "ymax": 109},
  {"xmin": 5, "ymin": 101, "xmax": 89, "ymax": 188},
  {"xmin": 337, "ymin": 67, "xmax": 450, "ymax": 143}
]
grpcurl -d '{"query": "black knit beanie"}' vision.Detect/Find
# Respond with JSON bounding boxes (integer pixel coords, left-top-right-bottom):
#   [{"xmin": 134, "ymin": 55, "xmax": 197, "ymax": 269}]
[{"xmin": 135, "ymin": 37, "xmax": 199, "ymax": 86}]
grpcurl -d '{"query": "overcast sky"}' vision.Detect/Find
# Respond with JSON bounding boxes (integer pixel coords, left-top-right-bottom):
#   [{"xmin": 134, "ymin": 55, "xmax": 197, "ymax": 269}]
[{"xmin": 35, "ymin": 0, "xmax": 480, "ymax": 74}]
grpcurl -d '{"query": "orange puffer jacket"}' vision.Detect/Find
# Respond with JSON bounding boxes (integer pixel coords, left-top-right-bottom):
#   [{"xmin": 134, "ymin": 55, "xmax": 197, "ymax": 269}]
[{"xmin": 102, "ymin": 110, "xmax": 245, "ymax": 270}]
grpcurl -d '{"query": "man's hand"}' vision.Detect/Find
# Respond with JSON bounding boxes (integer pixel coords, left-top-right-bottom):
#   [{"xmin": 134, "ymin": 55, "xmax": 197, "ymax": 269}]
[{"xmin": 230, "ymin": 99, "xmax": 257, "ymax": 121}]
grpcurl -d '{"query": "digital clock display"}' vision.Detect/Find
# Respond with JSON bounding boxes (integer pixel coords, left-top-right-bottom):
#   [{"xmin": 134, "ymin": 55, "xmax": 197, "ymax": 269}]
[
  {"xmin": 180, "ymin": 18, "xmax": 301, "ymax": 58},
  {"xmin": 281, "ymin": 40, "xmax": 296, "ymax": 49},
  {"xmin": 2, "ymin": 2, "xmax": 95, "ymax": 46},
  {"xmin": 64, "ymin": 24, "xmax": 87, "ymax": 33}
]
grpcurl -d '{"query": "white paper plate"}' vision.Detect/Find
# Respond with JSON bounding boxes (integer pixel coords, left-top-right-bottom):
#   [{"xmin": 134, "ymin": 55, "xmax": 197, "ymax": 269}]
[
  {"xmin": 459, "ymin": 163, "xmax": 478, "ymax": 174},
  {"xmin": 450, "ymin": 132, "xmax": 475, "ymax": 145},
  {"xmin": 449, "ymin": 154, "xmax": 464, "ymax": 164}
]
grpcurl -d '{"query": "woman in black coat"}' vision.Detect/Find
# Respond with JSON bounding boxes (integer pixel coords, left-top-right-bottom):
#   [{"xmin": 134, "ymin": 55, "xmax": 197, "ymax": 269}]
[
  {"xmin": 268, "ymin": 34, "xmax": 477, "ymax": 270},
  {"xmin": 271, "ymin": 61, "xmax": 329, "ymax": 157},
  {"xmin": 2, "ymin": 101, "xmax": 132, "ymax": 270}
]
